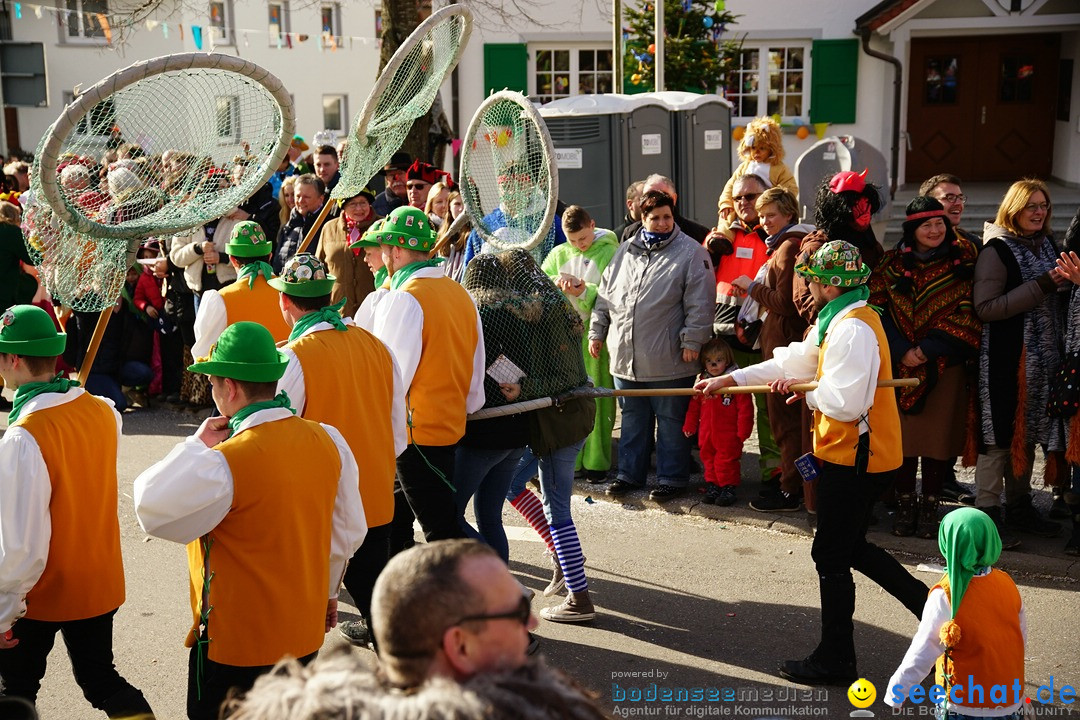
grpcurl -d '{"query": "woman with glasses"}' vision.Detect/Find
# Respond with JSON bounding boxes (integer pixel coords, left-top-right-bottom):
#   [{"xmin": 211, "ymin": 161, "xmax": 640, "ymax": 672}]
[
  {"xmin": 315, "ymin": 188, "xmax": 379, "ymax": 317},
  {"xmin": 972, "ymin": 178, "xmax": 1068, "ymax": 548}
]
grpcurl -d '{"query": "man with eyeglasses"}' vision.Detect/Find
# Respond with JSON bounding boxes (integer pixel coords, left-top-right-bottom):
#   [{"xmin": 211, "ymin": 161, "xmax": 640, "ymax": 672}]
[
  {"xmin": 919, "ymin": 173, "xmax": 982, "ymax": 248},
  {"xmin": 406, "ymin": 160, "xmax": 444, "ymax": 210},
  {"xmin": 371, "ymin": 540, "xmax": 537, "ymax": 687}
]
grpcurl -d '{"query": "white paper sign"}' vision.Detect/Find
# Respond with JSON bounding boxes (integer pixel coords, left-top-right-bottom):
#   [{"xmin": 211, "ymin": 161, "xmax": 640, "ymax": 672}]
[
  {"xmin": 487, "ymin": 354, "xmax": 526, "ymax": 385},
  {"xmin": 735, "ymin": 246, "xmax": 755, "ymax": 260},
  {"xmin": 641, "ymin": 133, "xmax": 662, "ymax": 155},
  {"xmin": 704, "ymin": 130, "xmax": 724, "ymax": 150},
  {"xmin": 555, "ymin": 148, "xmax": 583, "ymax": 169}
]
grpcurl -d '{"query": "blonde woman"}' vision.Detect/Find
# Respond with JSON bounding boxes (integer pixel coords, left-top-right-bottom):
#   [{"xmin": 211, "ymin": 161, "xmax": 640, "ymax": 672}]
[
  {"xmin": 433, "ymin": 191, "xmax": 469, "ymax": 283},
  {"xmin": 424, "ymin": 181, "xmax": 450, "ymax": 231}
]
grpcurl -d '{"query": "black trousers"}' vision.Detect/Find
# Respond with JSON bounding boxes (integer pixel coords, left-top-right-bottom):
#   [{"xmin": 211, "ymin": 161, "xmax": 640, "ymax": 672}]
[
  {"xmin": 187, "ymin": 644, "xmax": 317, "ymax": 720},
  {"xmin": 388, "ymin": 444, "xmax": 465, "ymax": 556},
  {"xmin": 809, "ymin": 460, "xmax": 929, "ymax": 666},
  {"xmin": 342, "ymin": 522, "xmax": 391, "ymax": 620},
  {"xmin": 0, "ymin": 609, "xmax": 152, "ymax": 717}
]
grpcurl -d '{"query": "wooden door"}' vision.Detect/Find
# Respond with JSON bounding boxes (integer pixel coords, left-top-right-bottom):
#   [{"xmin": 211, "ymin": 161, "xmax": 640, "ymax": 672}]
[{"xmin": 906, "ymin": 35, "xmax": 1059, "ymax": 182}]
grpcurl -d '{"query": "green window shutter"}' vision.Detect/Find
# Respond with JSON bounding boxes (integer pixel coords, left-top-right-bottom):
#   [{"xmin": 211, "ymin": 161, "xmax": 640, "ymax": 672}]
[
  {"xmin": 810, "ymin": 38, "xmax": 859, "ymax": 124},
  {"xmin": 483, "ymin": 43, "xmax": 528, "ymax": 96}
]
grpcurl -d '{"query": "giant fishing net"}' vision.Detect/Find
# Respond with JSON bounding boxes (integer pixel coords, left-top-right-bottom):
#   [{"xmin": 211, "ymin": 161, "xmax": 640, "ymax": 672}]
[
  {"xmin": 462, "ymin": 249, "xmax": 587, "ymax": 416},
  {"xmin": 23, "ymin": 53, "xmax": 293, "ymax": 312},
  {"xmin": 332, "ymin": 5, "xmax": 472, "ymax": 202},
  {"xmin": 459, "ymin": 91, "xmax": 558, "ymax": 259}
]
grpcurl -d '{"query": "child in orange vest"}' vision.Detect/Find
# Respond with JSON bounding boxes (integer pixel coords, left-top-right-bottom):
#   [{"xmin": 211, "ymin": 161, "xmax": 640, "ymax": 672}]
[
  {"xmin": 716, "ymin": 116, "xmax": 798, "ymax": 237},
  {"xmin": 0, "ymin": 305, "xmax": 154, "ymax": 717},
  {"xmin": 683, "ymin": 337, "xmax": 753, "ymax": 506},
  {"xmin": 886, "ymin": 508, "xmax": 1026, "ymax": 718}
]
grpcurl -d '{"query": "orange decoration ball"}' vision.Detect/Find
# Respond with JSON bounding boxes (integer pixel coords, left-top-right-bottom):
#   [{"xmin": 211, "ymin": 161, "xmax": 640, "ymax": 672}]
[
  {"xmin": 796, "ymin": 125, "xmax": 810, "ymax": 140},
  {"xmin": 648, "ymin": 43, "xmax": 656, "ymax": 54},
  {"xmin": 732, "ymin": 126, "xmax": 745, "ymax": 141}
]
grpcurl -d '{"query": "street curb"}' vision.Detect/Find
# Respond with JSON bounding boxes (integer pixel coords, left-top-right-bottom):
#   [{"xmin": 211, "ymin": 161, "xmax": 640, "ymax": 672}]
[{"xmin": 572, "ymin": 480, "xmax": 1080, "ymax": 583}]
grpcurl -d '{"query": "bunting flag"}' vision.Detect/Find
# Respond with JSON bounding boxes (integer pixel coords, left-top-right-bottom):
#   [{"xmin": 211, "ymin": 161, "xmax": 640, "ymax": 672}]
[
  {"xmin": 14, "ymin": 3, "xmax": 21, "ymax": 19},
  {"xmin": 162, "ymin": 21, "xmax": 168, "ymax": 38},
  {"xmin": 96, "ymin": 13, "xmax": 111, "ymax": 44},
  {"xmin": 192, "ymin": 25, "xmax": 202, "ymax": 50}
]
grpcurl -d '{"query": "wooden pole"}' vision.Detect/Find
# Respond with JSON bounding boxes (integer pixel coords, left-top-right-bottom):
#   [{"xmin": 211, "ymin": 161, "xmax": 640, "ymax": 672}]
[
  {"xmin": 613, "ymin": 0, "xmax": 623, "ymax": 93},
  {"xmin": 296, "ymin": 200, "xmax": 335, "ymax": 256},
  {"xmin": 609, "ymin": 378, "xmax": 920, "ymax": 397},
  {"xmin": 76, "ymin": 307, "xmax": 113, "ymax": 385}
]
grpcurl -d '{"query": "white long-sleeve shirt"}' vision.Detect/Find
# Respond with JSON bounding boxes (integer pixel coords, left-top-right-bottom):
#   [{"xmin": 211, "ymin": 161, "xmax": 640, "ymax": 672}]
[
  {"xmin": 133, "ymin": 408, "xmax": 367, "ymax": 597},
  {"xmin": 729, "ymin": 300, "xmax": 880, "ymax": 433},
  {"xmin": 0, "ymin": 389, "xmax": 122, "ymax": 631},
  {"xmin": 353, "ymin": 287, "xmax": 389, "ymax": 332},
  {"xmin": 277, "ymin": 317, "xmax": 408, "ymax": 459},
  {"xmin": 191, "ymin": 288, "xmax": 227, "ymax": 360},
  {"xmin": 371, "ymin": 266, "xmax": 486, "ymax": 413},
  {"xmin": 885, "ymin": 569, "xmax": 1027, "ymax": 715}
]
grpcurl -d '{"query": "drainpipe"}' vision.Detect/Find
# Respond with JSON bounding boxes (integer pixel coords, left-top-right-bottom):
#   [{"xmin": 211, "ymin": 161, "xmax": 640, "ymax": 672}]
[{"xmin": 856, "ymin": 27, "xmax": 901, "ymax": 200}]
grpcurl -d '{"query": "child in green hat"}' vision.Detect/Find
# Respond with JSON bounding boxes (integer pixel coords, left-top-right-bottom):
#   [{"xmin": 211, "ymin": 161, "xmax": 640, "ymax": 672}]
[
  {"xmin": 0, "ymin": 305, "xmax": 154, "ymax": 717},
  {"xmin": 133, "ymin": 321, "xmax": 366, "ymax": 719},
  {"xmin": 886, "ymin": 507, "xmax": 1025, "ymax": 718},
  {"xmin": 351, "ymin": 219, "xmax": 390, "ymax": 331}
]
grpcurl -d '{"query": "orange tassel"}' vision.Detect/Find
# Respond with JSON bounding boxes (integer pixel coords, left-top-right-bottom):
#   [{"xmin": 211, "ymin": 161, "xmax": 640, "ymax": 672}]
[
  {"xmin": 1011, "ymin": 353, "xmax": 1029, "ymax": 478},
  {"xmin": 962, "ymin": 376, "xmax": 978, "ymax": 468},
  {"xmin": 1067, "ymin": 413, "xmax": 1080, "ymax": 466},
  {"xmin": 1044, "ymin": 450, "xmax": 1064, "ymax": 488}
]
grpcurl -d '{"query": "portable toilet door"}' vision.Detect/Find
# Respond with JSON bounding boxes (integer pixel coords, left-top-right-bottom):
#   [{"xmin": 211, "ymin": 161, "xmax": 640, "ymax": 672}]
[{"xmin": 621, "ymin": 96, "xmax": 675, "ymax": 206}]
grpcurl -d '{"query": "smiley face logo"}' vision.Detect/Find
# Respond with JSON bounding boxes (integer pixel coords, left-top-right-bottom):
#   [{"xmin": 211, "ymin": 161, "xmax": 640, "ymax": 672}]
[{"xmin": 848, "ymin": 678, "xmax": 876, "ymax": 709}]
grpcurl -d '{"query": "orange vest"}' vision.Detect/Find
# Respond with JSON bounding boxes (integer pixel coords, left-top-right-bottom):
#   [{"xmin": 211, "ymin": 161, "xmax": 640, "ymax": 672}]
[
  {"xmin": 934, "ymin": 570, "xmax": 1025, "ymax": 708},
  {"xmin": 218, "ymin": 274, "xmax": 291, "ymax": 343},
  {"xmin": 400, "ymin": 276, "xmax": 479, "ymax": 446},
  {"xmin": 813, "ymin": 305, "xmax": 902, "ymax": 472},
  {"xmin": 186, "ymin": 415, "xmax": 339, "ymax": 666},
  {"xmin": 289, "ymin": 325, "xmax": 396, "ymax": 527},
  {"xmin": 15, "ymin": 392, "xmax": 125, "ymax": 622},
  {"xmin": 713, "ymin": 226, "xmax": 768, "ymax": 306}
]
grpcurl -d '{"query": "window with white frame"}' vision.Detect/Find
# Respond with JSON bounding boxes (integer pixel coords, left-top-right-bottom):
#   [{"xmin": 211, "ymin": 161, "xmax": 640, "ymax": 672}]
[
  {"xmin": 725, "ymin": 42, "xmax": 809, "ymax": 121},
  {"xmin": 320, "ymin": 3, "xmax": 340, "ymax": 49},
  {"xmin": 208, "ymin": 0, "xmax": 234, "ymax": 45},
  {"xmin": 63, "ymin": 90, "xmax": 116, "ymax": 136},
  {"xmin": 216, "ymin": 96, "xmax": 240, "ymax": 143},
  {"xmin": 530, "ymin": 46, "xmax": 613, "ymax": 104},
  {"xmin": 64, "ymin": 0, "xmax": 108, "ymax": 42},
  {"xmin": 323, "ymin": 95, "xmax": 347, "ymax": 135},
  {"xmin": 268, "ymin": 1, "xmax": 290, "ymax": 46}
]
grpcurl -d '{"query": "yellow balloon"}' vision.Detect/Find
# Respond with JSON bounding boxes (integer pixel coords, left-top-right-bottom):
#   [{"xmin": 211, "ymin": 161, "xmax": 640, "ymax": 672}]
[
  {"xmin": 771, "ymin": 113, "xmax": 782, "ymax": 125},
  {"xmin": 631, "ymin": 73, "xmax": 642, "ymax": 85},
  {"xmin": 732, "ymin": 125, "xmax": 745, "ymax": 141}
]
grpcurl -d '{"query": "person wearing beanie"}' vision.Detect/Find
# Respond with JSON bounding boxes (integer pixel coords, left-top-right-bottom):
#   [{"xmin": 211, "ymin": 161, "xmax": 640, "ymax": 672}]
[
  {"xmin": 271, "ymin": 253, "xmax": 405, "ymax": 648},
  {"xmin": 698, "ymin": 241, "xmax": 929, "ymax": 686},
  {"xmin": 191, "ymin": 220, "xmax": 291, "ymax": 361},
  {"xmin": 0, "ymin": 305, "xmax": 154, "ymax": 717},
  {"xmin": 869, "ymin": 196, "xmax": 981, "ymax": 540},
  {"xmin": 886, "ymin": 507, "xmax": 1025, "ymax": 718},
  {"xmin": 134, "ymin": 321, "xmax": 366, "ymax": 720},
  {"xmin": 371, "ymin": 206, "xmax": 485, "ymax": 556},
  {"xmin": 315, "ymin": 188, "xmax": 379, "ymax": 317}
]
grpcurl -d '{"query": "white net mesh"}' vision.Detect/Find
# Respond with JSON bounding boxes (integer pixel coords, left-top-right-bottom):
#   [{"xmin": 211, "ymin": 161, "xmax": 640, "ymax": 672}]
[
  {"xmin": 459, "ymin": 91, "xmax": 557, "ymax": 256},
  {"xmin": 24, "ymin": 53, "xmax": 292, "ymax": 312},
  {"xmin": 333, "ymin": 6, "xmax": 471, "ymax": 201}
]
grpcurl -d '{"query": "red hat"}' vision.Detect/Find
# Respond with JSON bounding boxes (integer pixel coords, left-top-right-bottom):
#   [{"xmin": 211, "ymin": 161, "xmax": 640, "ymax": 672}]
[
  {"xmin": 406, "ymin": 160, "xmax": 448, "ymax": 186},
  {"xmin": 829, "ymin": 168, "xmax": 869, "ymax": 195}
]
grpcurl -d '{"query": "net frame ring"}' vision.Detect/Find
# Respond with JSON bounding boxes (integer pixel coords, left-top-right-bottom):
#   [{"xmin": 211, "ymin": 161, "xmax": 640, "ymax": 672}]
[
  {"xmin": 352, "ymin": 4, "xmax": 473, "ymax": 147},
  {"xmin": 460, "ymin": 90, "xmax": 559, "ymax": 253},
  {"xmin": 36, "ymin": 52, "xmax": 295, "ymax": 239}
]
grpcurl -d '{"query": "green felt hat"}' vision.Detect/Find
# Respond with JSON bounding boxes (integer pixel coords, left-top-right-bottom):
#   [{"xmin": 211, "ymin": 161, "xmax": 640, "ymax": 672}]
[
  {"xmin": 226, "ymin": 221, "xmax": 272, "ymax": 257},
  {"xmin": 0, "ymin": 305, "xmax": 66, "ymax": 357},
  {"xmin": 377, "ymin": 206, "xmax": 436, "ymax": 253},
  {"xmin": 349, "ymin": 219, "xmax": 385, "ymax": 250},
  {"xmin": 795, "ymin": 240, "xmax": 871, "ymax": 288},
  {"xmin": 267, "ymin": 253, "xmax": 337, "ymax": 297},
  {"xmin": 188, "ymin": 321, "xmax": 289, "ymax": 382}
]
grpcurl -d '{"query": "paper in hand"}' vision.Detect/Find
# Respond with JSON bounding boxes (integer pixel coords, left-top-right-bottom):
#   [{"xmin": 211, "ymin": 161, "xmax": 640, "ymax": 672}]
[{"xmin": 487, "ymin": 354, "xmax": 525, "ymax": 385}]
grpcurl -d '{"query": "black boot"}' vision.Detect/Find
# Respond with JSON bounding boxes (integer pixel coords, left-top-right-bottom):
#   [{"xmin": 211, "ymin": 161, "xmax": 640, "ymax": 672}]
[
  {"xmin": 1065, "ymin": 493, "xmax": 1080, "ymax": 557},
  {"xmin": 917, "ymin": 495, "xmax": 940, "ymax": 540},
  {"xmin": 1004, "ymin": 494, "xmax": 1061, "ymax": 538},
  {"xmin": 780, "ymin": 574, "xmax": 858, "ymax": 686},
  {"xmin": 892, "ymin": 493, "xmax": 917, "ymax": 536},
  {"xmin": 979, "ymin": 505, "xmax": 1021, "ymax": 550}
]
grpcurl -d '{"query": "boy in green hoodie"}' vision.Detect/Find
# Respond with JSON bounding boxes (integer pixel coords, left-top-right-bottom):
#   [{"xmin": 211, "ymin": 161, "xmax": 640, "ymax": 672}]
[{"xmin": 542, "ymin": 206, "xmax": 618, "ymax": 481}]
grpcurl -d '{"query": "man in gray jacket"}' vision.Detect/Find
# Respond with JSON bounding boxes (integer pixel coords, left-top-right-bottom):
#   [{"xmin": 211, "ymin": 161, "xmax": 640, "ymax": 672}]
[{"xmin": 589, "ymin": 190, "xmax": 715, "ymax": 500}]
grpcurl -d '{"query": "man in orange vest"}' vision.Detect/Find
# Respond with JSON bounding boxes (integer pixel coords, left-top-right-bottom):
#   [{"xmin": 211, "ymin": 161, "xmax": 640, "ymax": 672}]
[
  {"xmin": 272, "ymin": 253, "xmax": 406, "ymax": 648},
  {"xmin": 134, "ymin": 321, "xmax": 367, "ymax": 719},
  {"xmin": 192, "ymin": 220, "xmax": 291, "ymax": 360},
  {"xmin": 371, "ymin": 205, "xmax": 485, "ymax": 556},
  {"xmin": 697, "ymin": 241, "xmax": 928, "ymax": 686},
  {"xmin": 0, "ymin": 305, "xmax": 154, "ymax": 717}
]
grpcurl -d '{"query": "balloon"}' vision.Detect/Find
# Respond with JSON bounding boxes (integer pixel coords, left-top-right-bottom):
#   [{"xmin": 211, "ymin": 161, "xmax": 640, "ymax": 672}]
[
  {"xmin": 703, "ymin": 16, "xmax": 714, "ymax": 28},
  {"xmin": 714, "ymin": 0, "xmax": 725, "ymax": 10},
  {"xmin": 733, "ymin": 126, "xmax": 745, "ymax": 141},
  {"xmin": 648, "ymin": 43, "xmax": 656, "ymax": 54},
  {"xmin": 796, "ymin": 125, "xmax": 810, "ymax": 140},
  {"xmin": 771, "ymin": 113, "xmax": 782, "ymax": 125}
]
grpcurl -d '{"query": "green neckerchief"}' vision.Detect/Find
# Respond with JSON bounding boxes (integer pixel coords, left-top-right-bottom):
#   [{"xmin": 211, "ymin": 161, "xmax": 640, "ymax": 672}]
[
  {"xmin": 236, "ymin": 260, "xmax": 274, "ymax": 290},
  {"xmin": 10, "ymin": 374, "xmax": 80, "ymax": 424},
  {"xmin": 815, "ymin": 284, "xmax": 871, "ymax": 346},
  {"xmin": 226, "ymin": 391, "xmax": 295, "ymax": 437},
  {"xmin": 374, "ymin": 266, "xmax": 389, "ymax": 289},
  {"xmin": 288, "ymin": 297, "xmax": 348, "ymax": 342},
  {"xmin": 389, "ymin": 258, "xmax": 444, "ymax": 291},
  {"xmin": 939, "ymin": 508, "xmax": 1001, "ymax": 618}
]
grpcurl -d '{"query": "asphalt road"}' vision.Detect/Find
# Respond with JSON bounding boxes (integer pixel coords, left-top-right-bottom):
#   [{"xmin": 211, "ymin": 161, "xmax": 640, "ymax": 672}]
[{"xmin": 16, "ymin": 405, "xmax": 1080, "ymax": 719}]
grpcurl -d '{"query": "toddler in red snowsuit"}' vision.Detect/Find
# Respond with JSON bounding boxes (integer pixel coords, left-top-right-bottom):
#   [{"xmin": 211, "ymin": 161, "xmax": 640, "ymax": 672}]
[{"xmin": 684, "ymin": 337, "xmax": 753, "ymax": 506}]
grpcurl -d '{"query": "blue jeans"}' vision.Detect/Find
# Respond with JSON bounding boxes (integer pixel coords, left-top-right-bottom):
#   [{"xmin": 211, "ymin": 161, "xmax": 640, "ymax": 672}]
[
  {"xmin": 613, "ymin": 375, "xmax": 695, "ymax": 487},
  {"xmin": 507, "ymin": 440, "xmax": 587, "ymax": 527},
  {"xmin": 454, "ymin": 445, "xmax": 525, "ymax": 562},
  {"xmin": 84, "ymin": 361, "xmax": 153, "ymax": 412}
]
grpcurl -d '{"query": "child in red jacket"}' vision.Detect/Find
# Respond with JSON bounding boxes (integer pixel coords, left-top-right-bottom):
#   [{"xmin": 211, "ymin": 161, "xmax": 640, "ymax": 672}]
[{"xmin": 684, "ymin": 337, "xmax": 753, "ymax": 506}]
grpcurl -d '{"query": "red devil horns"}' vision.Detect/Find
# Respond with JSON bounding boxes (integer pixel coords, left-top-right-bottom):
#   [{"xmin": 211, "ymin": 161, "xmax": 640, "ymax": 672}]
[{"xmin": 829, "ymin": 168, "xmax": 869, "ymax": 195}]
